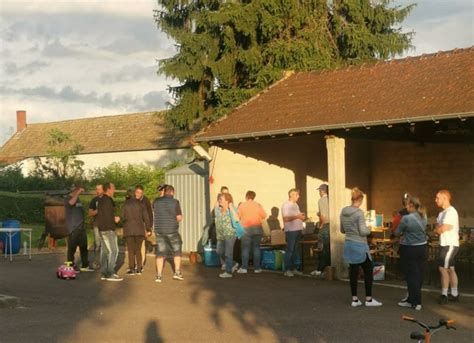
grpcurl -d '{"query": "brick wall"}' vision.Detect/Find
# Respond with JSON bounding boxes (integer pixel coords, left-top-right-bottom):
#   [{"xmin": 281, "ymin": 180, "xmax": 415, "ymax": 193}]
[{"xmin": 370, "ymin": 141, "xmax": 474, "ymax": 227}]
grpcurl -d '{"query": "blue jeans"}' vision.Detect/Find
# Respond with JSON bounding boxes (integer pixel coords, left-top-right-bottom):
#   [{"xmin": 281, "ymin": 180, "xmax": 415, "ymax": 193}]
[
  {"xmin": 285, "ymin": 230, "xmax": 302, "ymax": 271},
  {"xmin": 241, "ymin": 227, "xmax": 263, "ymax": 270},
  {"xmin": 99, "ymin": 230, "xmax": 119, "ymax": 276},
  {"xmin": 93, "ymin": 227, "xmax": 101, "ymax": 266},
  {"xmin": 217, "ymin": 237, "xmax": 237, "ymax": 273}
]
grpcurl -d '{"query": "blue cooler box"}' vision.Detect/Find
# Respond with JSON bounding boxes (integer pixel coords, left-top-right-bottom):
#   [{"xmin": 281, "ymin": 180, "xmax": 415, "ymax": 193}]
[
  {"xmin": 203, "ymin": 245, "xmax": 221, "ymax": 267},
  {"xmin": 1, "ymin": 220, "xmax": 21, "ymax": 254},
  {"xmin": 261, "ymin": 249, "xmax": 284, "ymax": 270}
]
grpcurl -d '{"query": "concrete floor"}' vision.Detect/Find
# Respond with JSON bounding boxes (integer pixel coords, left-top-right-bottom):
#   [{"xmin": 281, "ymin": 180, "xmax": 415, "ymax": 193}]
[{"xmin": 1, "ymin": 252, "xmax": 473, "ymax": 343}]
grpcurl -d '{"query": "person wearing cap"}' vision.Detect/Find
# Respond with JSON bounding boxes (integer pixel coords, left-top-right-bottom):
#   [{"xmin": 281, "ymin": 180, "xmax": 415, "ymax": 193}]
[
  {"xmin": 65, "ymin": 185, "xmax": 94, "ymax": 272},
  {"xmin": 311, "ymin": 184, "xmax": 330, "ymax": 277},
  {"xmin": 153, "ymin": 185, "xmax": 184, "ymax": 283}
]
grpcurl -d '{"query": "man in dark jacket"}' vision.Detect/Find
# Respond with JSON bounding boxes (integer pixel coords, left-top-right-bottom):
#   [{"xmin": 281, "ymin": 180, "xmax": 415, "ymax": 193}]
[
  {"xmin": 97, "ymin": 182, "xmax": 122, "ymax": 281},
  {"xmin": 65, "ymin": 185, "xmax": 94, "ymax": 272},
  {"xmin": 135, "ymin": 185, "xmax": 153, "ymax": 268},
  {"xmin": 123, "ymin": 188, "xmax": 152, "ymax": 275},
  {"xmin": 153, "ymin": 185, "xmax": 183, "ymax": 283}
]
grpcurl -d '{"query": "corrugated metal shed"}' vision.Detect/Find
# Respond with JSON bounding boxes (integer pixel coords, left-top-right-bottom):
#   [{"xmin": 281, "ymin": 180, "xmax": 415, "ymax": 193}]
[{"xmin": 165, "ymin": 162, "xmax": 211, "ymax": 252}]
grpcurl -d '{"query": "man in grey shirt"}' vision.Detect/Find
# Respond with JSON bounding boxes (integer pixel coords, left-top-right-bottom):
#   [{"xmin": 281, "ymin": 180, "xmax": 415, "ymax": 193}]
[{"xmin": 311, "ymin": 184, "xmax": 330, "ymax": 276}]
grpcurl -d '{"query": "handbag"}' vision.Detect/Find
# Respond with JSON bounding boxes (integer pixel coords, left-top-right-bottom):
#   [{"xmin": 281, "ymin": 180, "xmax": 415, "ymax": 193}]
[{"xmin": 229, "ymin": 207, "xmax": 245, "ymax": 239}]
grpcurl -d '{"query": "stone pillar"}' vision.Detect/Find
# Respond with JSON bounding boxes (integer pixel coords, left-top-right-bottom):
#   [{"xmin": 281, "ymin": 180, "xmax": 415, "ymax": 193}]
[{"xmin": 325, "ymin": 136, "xmax": 347, "ymax": 279}]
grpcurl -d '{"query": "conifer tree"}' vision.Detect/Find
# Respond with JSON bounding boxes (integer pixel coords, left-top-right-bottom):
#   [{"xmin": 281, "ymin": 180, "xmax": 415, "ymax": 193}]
[{"xmin": 155, "ymin": 0, "xmax": 414, "ymax": 129}]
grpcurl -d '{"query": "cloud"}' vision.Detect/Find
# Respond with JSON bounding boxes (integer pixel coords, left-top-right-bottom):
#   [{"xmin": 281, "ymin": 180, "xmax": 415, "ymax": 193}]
[
  {"xmin": 3, "ymin": 61, "xmax": 50, "ymax": 76},
  {"xmin": 0, "ymin": 84, "xmax": 170, "ymax": 111},
  {"xmin": 100, "ymin": 64, "xmax": 158, "ymax": 83}
]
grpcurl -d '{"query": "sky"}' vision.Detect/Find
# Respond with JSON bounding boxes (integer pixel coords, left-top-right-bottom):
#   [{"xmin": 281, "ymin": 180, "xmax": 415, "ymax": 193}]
[{"xmin": 0, "ymin": 0, "xmax": 473, "ymax": 145}]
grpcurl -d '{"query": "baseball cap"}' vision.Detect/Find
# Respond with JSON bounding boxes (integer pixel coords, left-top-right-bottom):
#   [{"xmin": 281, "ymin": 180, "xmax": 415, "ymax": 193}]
[{"xmin": 317, "ymin": 184, "xmax": 328, "ymax": 192}]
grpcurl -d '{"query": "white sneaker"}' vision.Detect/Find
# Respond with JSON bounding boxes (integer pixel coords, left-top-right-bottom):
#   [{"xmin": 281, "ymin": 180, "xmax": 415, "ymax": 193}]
[
  {"xmin": 219, "ymin": 272, "xmax": 233, "ymax": 279},
  {"xmin": 283, "ymin": 270, "xmax": 294, "ymax": 277},
  {"xmin": 232, "ymin": 263, "xmax": 239, "ymax": 273},
  {"xmin": 397, "ymin": 301, "xmax": 412, "ymax": 308},
  {"xmin": 254, "ymin": 269, "xmax": 263, "ymax": 274},
  {"xmin": 237, "ymin": 268, "xmax": 248, "ymax": 274},
  {"xmin": 365, "ymin": 298, "xmax": 382, "ymax": 307},
  {"xmin": 293, "ymin": 270, "xmax": 303, "ymax": 276},
  {"xmin": 351, "ymin": 299, "xmax": 363, "ymax": 307},
  {"xmin": 414, "ymin": 305, "xmax": 422, "ymax": 311},
  {"xmin": 310, "ymin": 270, "xmax": 322, "ymax": 276}
]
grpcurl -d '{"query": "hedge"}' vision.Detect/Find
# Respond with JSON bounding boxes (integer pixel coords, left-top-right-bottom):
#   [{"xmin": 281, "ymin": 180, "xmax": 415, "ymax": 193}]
[
  {"xmin": 0, "ymin": 191, "xmax": 125, "ymax": 226},
  {"xmin": 0, "ymin": 191, "xmax": 45, "ymax": 224}
]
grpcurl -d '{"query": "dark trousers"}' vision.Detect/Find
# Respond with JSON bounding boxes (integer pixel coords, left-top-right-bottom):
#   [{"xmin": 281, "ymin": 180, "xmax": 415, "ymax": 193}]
[
  {"xmin": 403, "ymin": 244, "xmax": 427, "ymax": 306},
  {"xmin": 285, "ymin": 231, "xmax": 302, "ymax": 271},
  {"xmin": 126, "ymin": 236, "xmax": 145, "ymax": 270},
  {"xmin": 349, "ymin": 255, "xmax": 373, "ymax": 297},
  {"xmin": 67, "ymin": 229, "xmax": 89, "ymax": 268},
  {"xmin": 317, "ymin": 225, "xmax": 331, "ymax": 272}
]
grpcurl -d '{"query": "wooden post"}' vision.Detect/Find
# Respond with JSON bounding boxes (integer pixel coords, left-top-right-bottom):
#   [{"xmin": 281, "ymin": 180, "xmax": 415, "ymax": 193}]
[{"xmin": 325, "ymin": 136, "xmax": 347, "ymax": 279}]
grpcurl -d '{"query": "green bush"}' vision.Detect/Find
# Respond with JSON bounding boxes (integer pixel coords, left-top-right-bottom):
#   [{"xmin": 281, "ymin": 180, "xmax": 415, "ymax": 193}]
[{"xmin": 0, "ymin": 191, "xmax": 45, "ymax": 224}]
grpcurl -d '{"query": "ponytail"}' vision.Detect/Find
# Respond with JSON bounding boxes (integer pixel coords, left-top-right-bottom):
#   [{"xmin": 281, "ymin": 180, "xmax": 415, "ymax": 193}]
[{"xmin": 408, "ymin": 196, "xmax": 427, "ymax": 219}]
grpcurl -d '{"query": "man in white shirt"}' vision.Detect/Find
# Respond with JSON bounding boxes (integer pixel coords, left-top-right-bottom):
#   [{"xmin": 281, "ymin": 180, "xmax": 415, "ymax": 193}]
[
  {"xmin": 282, "ymin": 188, "xmax": 305, "ymax": 277},
  {"xmin": 435, "ymin": 189, "xmax": 460, "ymax": 304}
]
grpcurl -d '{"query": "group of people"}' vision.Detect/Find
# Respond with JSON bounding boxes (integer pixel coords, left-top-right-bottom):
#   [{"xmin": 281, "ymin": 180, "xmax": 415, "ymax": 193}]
[
  {"xmin": 213, "ymin": 185, "xmax": 461, "ymax": 311},
  {"xmin": 66, "ymin": 180, "xmax": 461, "ymax": 309},
  {"xmin": 65, "ymin": 182, "xmax": 184, "ymax": 283},
  {"xmin": 340, "ymin": 188, "xmax": 460, "ymax": 310},
  {"xmin": 212, "ymin": 184, "xmax": 331, "ymax": 279}
]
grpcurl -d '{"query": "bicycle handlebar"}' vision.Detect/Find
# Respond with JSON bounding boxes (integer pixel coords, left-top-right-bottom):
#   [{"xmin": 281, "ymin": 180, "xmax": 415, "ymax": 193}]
[{"xmin": 402, "ymin": 316, "xmax": 456, "ymax": 331}]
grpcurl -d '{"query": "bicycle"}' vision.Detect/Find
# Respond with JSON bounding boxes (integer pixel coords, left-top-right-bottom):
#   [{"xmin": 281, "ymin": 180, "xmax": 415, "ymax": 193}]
[{"xmin": 402, "ymin": 315, "xmax": 456, "ymax": 342}]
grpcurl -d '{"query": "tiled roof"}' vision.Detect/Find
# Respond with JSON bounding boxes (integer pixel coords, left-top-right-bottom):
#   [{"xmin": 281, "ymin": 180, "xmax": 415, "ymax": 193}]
[
  {"xmin": 196, "ymin": 47, "xmax": 474, "ymax": 141},
  {"xmin": 0, "ymin": 111, "xmax": 196, "ymax": 163}
]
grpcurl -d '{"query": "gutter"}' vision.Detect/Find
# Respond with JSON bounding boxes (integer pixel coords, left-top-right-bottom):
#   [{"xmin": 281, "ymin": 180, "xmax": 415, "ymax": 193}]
[{"xmin": 195, "ymin": 112, "xmax": 474, "ymax": 142}]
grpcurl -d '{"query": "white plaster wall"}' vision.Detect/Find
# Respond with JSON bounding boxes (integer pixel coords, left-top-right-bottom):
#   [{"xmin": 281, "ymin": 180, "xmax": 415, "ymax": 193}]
[{"xmin": 19, "ymin": 148, "xmax": 190, "ymax": 176}]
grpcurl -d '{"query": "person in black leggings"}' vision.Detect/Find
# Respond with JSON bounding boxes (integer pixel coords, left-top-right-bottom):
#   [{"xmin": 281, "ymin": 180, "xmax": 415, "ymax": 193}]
[{"xmin": 340, "ymin": 187, "xmax": 382, "ymax": 307}]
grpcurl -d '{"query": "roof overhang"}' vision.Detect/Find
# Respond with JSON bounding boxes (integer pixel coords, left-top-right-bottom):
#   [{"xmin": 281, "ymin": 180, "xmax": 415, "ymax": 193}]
[{"xmin": 195, "ymin": 112, "xmax": 474, "ymax": 143}]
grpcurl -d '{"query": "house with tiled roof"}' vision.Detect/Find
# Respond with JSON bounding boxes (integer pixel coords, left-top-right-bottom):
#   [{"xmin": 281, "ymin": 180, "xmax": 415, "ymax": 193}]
[
  {"xmin": 0, "ymin": 111, "xmax": 197, "ymax": 175},
  {"xmin": 194, "ymin": 47, "xmax": 474, "ymax": 277}
]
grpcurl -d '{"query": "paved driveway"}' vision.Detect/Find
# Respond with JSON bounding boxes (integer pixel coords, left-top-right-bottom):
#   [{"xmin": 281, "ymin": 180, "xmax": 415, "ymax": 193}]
[{"xmin": 1, "ymin": 253, "xmax": 473, "ymax": 342}]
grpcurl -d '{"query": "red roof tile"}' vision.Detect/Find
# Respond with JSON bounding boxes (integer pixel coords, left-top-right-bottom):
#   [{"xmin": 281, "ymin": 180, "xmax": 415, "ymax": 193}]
[
  {"xmin": 0, "ymin": 111, "xmax": 196, "ymax": 163},
  {"xmin": 196, "ymin": 47, "xmax": 474, "ymax": 141}
]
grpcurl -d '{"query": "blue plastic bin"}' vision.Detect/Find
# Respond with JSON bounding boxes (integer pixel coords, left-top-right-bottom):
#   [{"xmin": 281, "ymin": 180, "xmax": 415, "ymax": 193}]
[
  {"xmin": 203, "ymin": 245, "xmax": 221, "ymax": 267},
  {"xmin": 261, "ymin": 248, "xmax": 284, "ymax": 270},
  {"xmin": 1, "ymin": 220, "xmax": 22, "ymax": 254}
]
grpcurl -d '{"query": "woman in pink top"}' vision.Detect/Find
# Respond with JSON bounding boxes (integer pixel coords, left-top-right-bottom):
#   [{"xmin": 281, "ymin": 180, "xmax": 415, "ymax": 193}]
[{"xmin": 236, "ymin": 191, "xmax": 267, "ymax": 274}]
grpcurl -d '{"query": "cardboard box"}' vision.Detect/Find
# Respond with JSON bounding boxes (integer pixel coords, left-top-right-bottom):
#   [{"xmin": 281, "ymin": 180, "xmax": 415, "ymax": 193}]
[{"xmin": 271, "ymin": 230, "xmax": 286, "ymax": 245}]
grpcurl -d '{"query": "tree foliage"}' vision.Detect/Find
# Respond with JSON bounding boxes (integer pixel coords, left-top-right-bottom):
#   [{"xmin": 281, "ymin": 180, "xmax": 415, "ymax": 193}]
[
  {"xmin": 32, "ymin": 128, "xmax": 85, "ymax": 186},
  {"xmin": 155, "ymin": 0, "xmax": 414, "ymax": 129}
]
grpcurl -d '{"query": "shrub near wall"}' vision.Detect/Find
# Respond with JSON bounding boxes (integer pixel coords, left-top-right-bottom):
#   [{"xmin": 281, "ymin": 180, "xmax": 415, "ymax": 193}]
[{"xmin": 0, "ymin": 191, "xmax": 45, "ymax": 224}]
